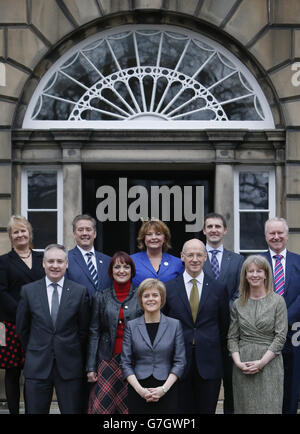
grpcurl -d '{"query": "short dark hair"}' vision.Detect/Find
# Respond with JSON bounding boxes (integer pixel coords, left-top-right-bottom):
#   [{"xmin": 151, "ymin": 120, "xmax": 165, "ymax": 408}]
[
  {"xmin": 203, "ymin": 212, "xmax": 227, "ymax": 229},
  {"xmin": 108, "ymin": 251, "xmax": 136, "ymax": 279},
  {"xmin": 72, "ymin": 214, "xmax": 97, "ymax": 232}
]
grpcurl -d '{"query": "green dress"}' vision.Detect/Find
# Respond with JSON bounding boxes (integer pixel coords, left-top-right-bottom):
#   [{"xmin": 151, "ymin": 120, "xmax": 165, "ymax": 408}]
[{"xmin": 227, "ymin": 292, "xmax": 288, "ymax": 414}]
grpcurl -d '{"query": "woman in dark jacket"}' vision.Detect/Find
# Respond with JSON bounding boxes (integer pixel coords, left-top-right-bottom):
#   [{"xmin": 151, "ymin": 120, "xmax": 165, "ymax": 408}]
[
  {"xmin": 86, "ymin": 251, "xmax": 143, "ymax": 414},
  {"xmin": 0, "ymin": 215, "xmax": 44, "ymax": 414}
]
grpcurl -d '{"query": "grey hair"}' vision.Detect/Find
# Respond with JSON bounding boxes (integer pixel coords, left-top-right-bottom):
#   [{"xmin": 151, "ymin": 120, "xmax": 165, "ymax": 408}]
[
  {"xmin": 43, "ymin": 243, "xmax": 67, "ymax": 259},
  {"xmin": 265, "ymin": 217, "xmax": 289, "ymax": 234}
]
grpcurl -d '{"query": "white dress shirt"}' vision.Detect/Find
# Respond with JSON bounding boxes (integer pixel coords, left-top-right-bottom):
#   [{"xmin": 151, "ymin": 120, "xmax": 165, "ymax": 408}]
[
  {"xmin": 183, "ymin": 270, "xmax": 204, "ymax": 301},
  {"xmin": 206, "ymin": 244, "xmax": 224, "ymax": 269},
  {"xmin": 76, "ymin": 245, "xmax": 97, "ymax": 270},
  {"xmin": 45, "ymin": 276, "xmax": 64, "ymax": 314}
]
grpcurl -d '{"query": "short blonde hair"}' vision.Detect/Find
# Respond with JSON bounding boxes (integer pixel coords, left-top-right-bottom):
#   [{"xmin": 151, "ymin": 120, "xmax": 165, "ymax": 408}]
[
  {"xmin": 239, "ymin": 255, "xmax": 273, "ymax": 305},
  {"xmin": 137, "ymin": 278, "xmax": 166, "ymax": 310},
  {"xmin": 7, "ymin": 215, "xmax": 33, "ymax": 244},
  {"xmin": 137, "ymin": 220, "xmax": 171, "ymax": 251}
]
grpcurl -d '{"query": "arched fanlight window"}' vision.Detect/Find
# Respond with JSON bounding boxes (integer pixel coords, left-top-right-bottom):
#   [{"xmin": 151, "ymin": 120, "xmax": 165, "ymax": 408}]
[{"xmin": 23, "ymin": 25, "xmax": 274, "ymax": 130}]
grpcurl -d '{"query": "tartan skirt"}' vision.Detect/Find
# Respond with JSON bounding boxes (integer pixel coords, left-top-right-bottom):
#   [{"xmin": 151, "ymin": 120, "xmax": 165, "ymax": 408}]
[{"xmin": 88, "ymin": 354, "xmax": 128, "ymax": 414}]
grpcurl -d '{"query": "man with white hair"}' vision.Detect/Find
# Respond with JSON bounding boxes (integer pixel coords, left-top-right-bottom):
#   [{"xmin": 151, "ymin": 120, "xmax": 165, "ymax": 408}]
[{"xmin": 263, "ymin": 217, "xmax": 300, "ymax": 414}]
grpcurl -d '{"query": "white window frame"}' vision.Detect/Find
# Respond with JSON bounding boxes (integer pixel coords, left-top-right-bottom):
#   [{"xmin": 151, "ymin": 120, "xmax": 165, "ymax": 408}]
[
  {"xmin": 22, "ymin": 24, "xmax": 274, "ymax": 130},
  {"xmin": 234, "ymin": 166, "xmax": 276, "ymax": 254},
  {"xmin": 21, "ymin": 166, "xmax": 63, "ymax": 250}
]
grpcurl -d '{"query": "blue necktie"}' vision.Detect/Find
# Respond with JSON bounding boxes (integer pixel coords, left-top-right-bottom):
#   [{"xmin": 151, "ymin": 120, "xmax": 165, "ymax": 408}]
[
  {"xmin": 210, "ymin": 250, "xmax": 220, "ymax": 279},
  {"xmin": 86, "ymin": 252, "xmax": 98, "ymax": 288}
]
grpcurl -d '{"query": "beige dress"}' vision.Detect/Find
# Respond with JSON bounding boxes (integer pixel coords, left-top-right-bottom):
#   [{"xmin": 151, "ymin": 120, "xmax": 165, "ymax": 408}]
[{"xmin": 227, "ymin": 292, "xmax": 288, "ymax": 414}]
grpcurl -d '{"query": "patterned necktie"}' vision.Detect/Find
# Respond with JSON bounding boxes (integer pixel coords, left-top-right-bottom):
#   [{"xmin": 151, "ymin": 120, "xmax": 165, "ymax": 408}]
[
  {"xmin": 51, "ymin": 283, "xmax": 59, "ymax": 325},
  {"xmin": 210, "ymin": 250, "xmax": 220, "ymax": 279},
  {"xmin": 189, "ymin": 279, "xmax": 199, "ymax": 323},
  {"xmin": 273, "ymin": 255, "xmax": 285, "ymax": 296},
  {"xmin": 86, "ymin": 252, "xmax": 98, "ymax": 288}
]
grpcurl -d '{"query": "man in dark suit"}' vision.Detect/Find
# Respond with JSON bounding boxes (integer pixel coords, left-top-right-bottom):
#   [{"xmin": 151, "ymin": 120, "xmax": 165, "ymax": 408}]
[
  {"xmin": 16, "ymin": 244, "xmax": 90, "ymax": 414},
  {"xmin": 263, "ymin": 217, "xmax": 300, "ymax": 414},
  {"xmin": 203, "ymin": 212, "xmax": 244, "ymax": 414},
  {"xmin": 67, "ymin": 214, "xmax": 111, "ymax": 301},
  {"xmin": 164, "ymin": 239, "xmax": 230, "ymax": 414}
]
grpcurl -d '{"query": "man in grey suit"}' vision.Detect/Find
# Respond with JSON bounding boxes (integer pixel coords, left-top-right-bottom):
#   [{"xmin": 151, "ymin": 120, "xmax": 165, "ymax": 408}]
[
  {"xmin": 16, "ymin": 244, "xmax": 90, "ymax": 414},
  {"xmin": 203, "ymin": 213, "xmax": 244, "ymax": 414}
]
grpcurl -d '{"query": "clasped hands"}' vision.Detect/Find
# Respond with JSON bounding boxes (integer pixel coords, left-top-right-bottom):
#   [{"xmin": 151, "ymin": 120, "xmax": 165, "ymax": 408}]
[
  {"xmin": 139, "ymin": 386, "xmax": 165, "ymax": 402},
  {"xmin": 236, "ymin": 359, "xmax": 261, "ymax": 375}
]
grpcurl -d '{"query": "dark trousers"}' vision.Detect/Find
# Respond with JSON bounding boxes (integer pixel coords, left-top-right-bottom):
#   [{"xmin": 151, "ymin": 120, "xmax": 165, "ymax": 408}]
[
  {"xmin": 25, "ymin": 362, "xmax": 83, "ymax": 414},
  {"xmin": 178, "ymin": 350, "xmax": 221, "ymax": 414},
  {"xmin": 283, "ymin": 349, "xmax": 300, "ymax": 414},
  {"xmin": 222, "ymin": 353, "xmax": 234, "ymax": 414}
]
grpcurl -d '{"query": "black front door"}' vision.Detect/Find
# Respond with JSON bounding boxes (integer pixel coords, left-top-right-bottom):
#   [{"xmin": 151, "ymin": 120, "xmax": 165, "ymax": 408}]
[{"xmin": 83, "ymin": 170, "xmax": 213, "ymax": 257}]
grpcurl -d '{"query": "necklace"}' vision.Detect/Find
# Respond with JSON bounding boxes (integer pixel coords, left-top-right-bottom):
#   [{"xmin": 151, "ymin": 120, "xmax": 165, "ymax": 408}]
[{"xmin": 18, "ymin": 251, "xmax": 32, "ymax": 259}]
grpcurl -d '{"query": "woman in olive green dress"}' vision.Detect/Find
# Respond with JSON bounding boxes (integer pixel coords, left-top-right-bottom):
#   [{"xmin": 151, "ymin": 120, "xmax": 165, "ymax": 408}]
[{"xmin": 227, "ymin": 255, "xmax": 288, "ymax": 414}]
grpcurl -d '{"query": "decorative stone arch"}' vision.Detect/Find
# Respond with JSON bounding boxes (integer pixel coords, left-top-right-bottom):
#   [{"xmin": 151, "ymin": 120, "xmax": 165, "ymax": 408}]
[{"xmin": 14, "ymin": 9, "xmax": 283, "ymax": 129}]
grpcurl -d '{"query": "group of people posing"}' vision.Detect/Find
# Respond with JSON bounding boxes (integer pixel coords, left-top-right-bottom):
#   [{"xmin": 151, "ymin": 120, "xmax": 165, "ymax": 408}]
[{"xmin": 0, "ymin": 212, "xmax": 300, "ymax": 414}]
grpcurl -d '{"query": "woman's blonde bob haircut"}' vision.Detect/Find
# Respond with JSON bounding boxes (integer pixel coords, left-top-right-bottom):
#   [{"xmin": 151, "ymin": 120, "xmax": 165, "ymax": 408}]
[
  {"xmin": 7, "ymin": 215, "xmax": 33, "ymax": 244},
  {"xmin": 239, "ymin": 255, "xmax": 273, "ymax": 305},
  {"xmin": 137, "ymin": 278, "xmax": 166, "ymax": 310},
  {"xmin": 137, "ymin": 219, "xmax": 171, "ymax": 251}
]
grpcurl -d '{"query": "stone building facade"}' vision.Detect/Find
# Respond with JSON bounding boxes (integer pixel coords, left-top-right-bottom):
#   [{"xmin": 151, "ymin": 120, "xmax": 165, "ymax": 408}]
[{"xmin": 0, "ymin": 0, "xmax": 300, "ymax": 405}]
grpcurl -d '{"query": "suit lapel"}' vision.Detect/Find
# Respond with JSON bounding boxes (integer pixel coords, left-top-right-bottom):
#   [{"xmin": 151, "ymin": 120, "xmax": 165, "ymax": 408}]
[
  {"xmin": 137, "ymin": 316, "xmax": 152, "ymax": 349},
  {"xmin": 196, "ymin": 275, "xmax": 210, "ymax": 320},
  {"xmin": 219, "ymin": 249, "xmax": 230, "ymax": 280},
  {"xmin": 176, "ymin": 275, "xmax": 193, "ymax": 317},
  {"xmin": 55, "ymin": 279, "xmax": 71, "ymax": 328},
  {"xmin": 39, "ymin": 279, "xmax": 53, "ymax": 328},
  {"xmin": 73, "ymin": 247, "xmax": 97, "ymax": 288},
  {"xmin": 152, "ymin": 313, "xmax": 168, "ymax": 348},
  {"xmin": 8, "ymin": 250, "xmax": 34, "ymax": 280}
]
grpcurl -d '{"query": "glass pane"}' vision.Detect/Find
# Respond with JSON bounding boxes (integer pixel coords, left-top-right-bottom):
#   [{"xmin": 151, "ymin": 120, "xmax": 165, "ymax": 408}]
[
  {"xmin": 240, "ymin": 212, "xmax": 268, "ymax": 250},
  {"xmin": 28, "ymin": 171, "xmax": 57, "ymax": 209},
  {"xmin": 28, "ymin": 211, "xmax": 57, "ymax": 249},
  {"xmin": 239, "ymin": 172, "xmax": 269, "ymax": 209}
]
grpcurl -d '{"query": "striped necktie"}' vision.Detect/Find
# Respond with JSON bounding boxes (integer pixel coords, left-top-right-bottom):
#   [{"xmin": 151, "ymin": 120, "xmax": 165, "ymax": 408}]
[
  {"xmin": 273, "ymin": 255, "xmax": 284, "ymax": 296},
  {"xmin": 85, "ymin": 252, "xmax": 98, "ymax": 288},
  {"xmin": 210, "ymin": 250, "xmax": 220, "ymax": 279}
]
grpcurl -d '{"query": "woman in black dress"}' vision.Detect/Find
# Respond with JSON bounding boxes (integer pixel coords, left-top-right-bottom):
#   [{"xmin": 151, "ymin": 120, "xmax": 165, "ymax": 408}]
[{"xmin": 0, "ymin": 215, "xmax": 44, "ymax": 414}]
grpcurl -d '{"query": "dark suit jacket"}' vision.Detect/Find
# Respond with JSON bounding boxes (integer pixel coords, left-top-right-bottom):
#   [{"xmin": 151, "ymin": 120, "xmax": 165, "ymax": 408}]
[
  {"xmin": 67, "ymin": 246, "xmax": 112, "ymax": 300},
  {"xmin": 16, "ymin": 277, "xmax": 90, "ymax": 380},
  {"xmin": 203, "ymin": 249, "xmax": 244, "ymax": 308},
  {"xmin": 164, "ymin": 274, "xmax": 229, "ymax": 380},
  {"xmin": 263, "ymin": 250, "xmax": 300, "ymax": 349},
  {"xmin": 121, "ymin": 313, "xmax": 186, "ymax": 381},
  {"xmin": 0, "ymin": 249, "xmax": 44, "ymax": 321}
]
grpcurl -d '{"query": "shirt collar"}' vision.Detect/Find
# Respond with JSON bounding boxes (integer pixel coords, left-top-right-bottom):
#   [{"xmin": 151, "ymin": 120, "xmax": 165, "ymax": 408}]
[
  {"xmin": 206, "ymin": 244, "xmax": 224, "ymax": 253},
  {"xmin": 183, "ymin": 270, "xmax": 204, "ymax": 284},
  {"xmin": 45, "ymin": 276, "xmax": 65, "ymax": 288},
  {"xmin": 76, "ymin": 245, "xmax": 95, "ymax": 257},
  {"xmin": 269, "ymin": 248, "xmax": 287, "ymax": 260}
]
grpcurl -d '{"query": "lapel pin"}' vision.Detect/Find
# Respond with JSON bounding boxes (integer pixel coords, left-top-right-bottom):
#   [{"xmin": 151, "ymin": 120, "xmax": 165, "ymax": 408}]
[
  {"xmin": 99, "ymin": 260, "xmax": 103, "ymax": 264},
  {"xmin": 164, "ymin": 262, "xmax": 169, "ymax": 266}
]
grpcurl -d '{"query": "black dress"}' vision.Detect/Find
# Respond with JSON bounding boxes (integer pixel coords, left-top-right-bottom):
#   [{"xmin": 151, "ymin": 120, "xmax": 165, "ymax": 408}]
[
  {"xmin": 127, "ymin": 322, "xmax": 179, "ymax": 414},
  {"xmin": 0, "ymin": 249, "xmax": 45, "ymax": 369}
]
